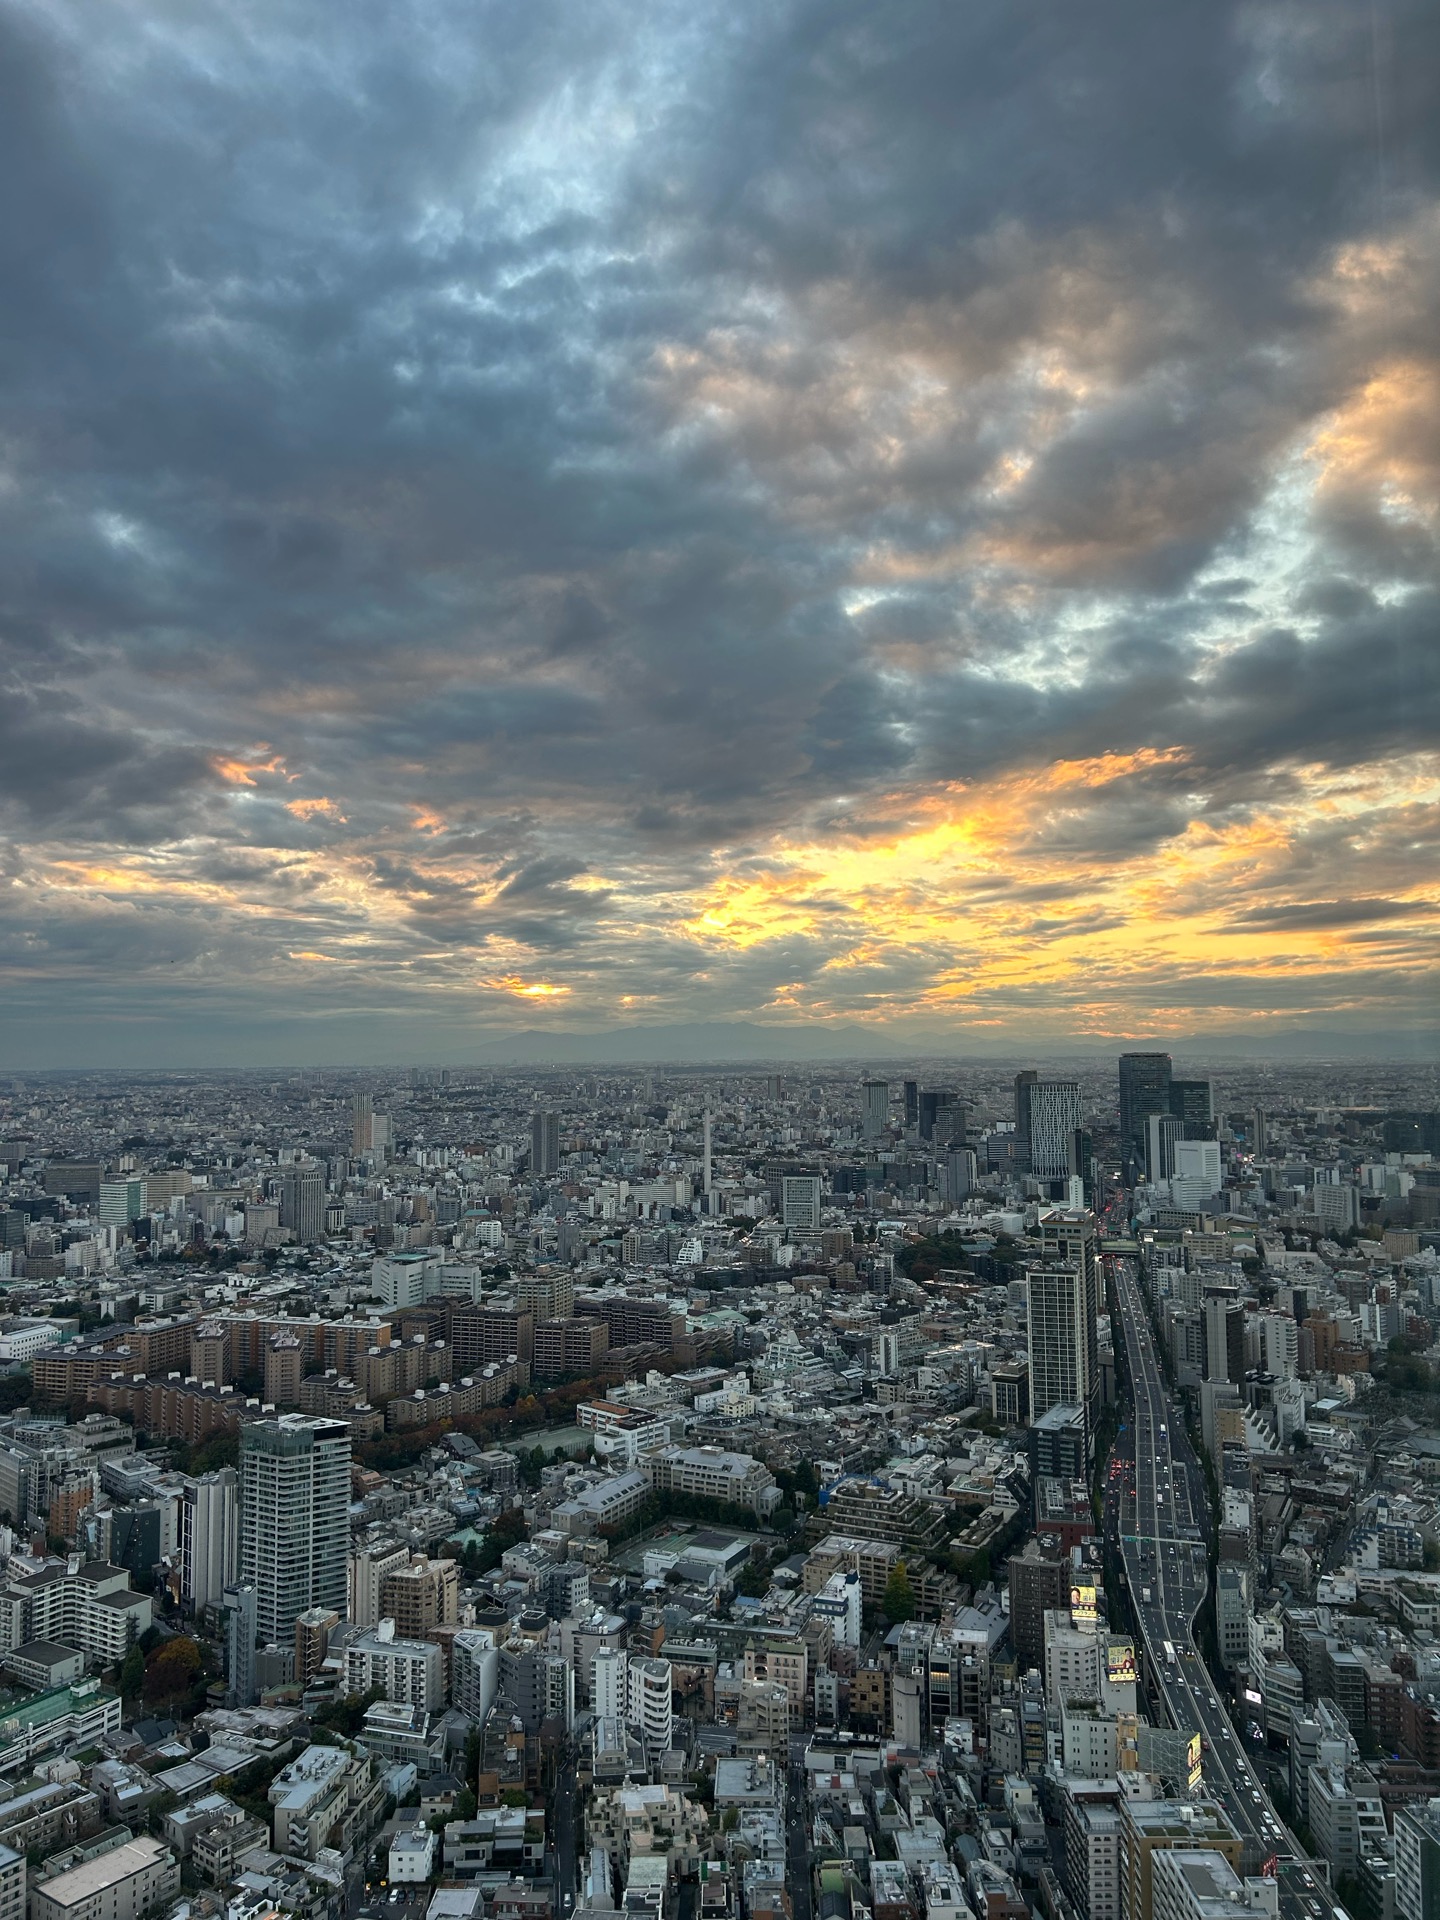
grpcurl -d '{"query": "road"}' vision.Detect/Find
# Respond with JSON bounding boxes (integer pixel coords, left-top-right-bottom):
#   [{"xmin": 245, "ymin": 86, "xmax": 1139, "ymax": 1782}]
[
  {"xmin": 554, "ymin": 1756, "xmax": 579, "ymax": 1910},
  {"xmin": 786, "ymin": 1737, "xmax": 813, "ymax": 1920},
  {"xmin": 1106, "ymin": 1254, "xmax": 1347, "ymax": 1920}
]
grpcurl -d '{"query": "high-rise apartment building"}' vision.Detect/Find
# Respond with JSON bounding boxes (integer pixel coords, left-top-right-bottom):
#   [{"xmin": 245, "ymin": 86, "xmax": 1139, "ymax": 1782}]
[
  {"xmin": 348, "ymin": 1541, "xmax": 411, "ymax": 1629},
  {"xmin": 530, "ymin": 1111, "xmax": 561, "ymax": 1176},
  {"xmin": 1008, "ymin": 1538, "xmax": 1071, "ymax": 1672},
  {"xmin": 378, "ymin": 1555, "xmax": 460, "ymax": 1639},
  {"xmin": 1028, "ymin": 1214, "xmax": 1100, "ymax": 1441},
  {"xmin": 239, "ymin": 1416, "xmax": 350, "ymax": 1646},
  {"xmin": 352, "ymin": 1093, "xmax": 373, "ymax": 1156},
  {"xmin": 861, "ymin": 1080, "xmax": 890, "ymax": 1139},
  {"xmin": 224, "ymin": 1581, "xmax": 258, "ymax": 1708},
  {"xmin": 295, "ymin": 1606, "xmax": 339, "ymax": 1686},
  {"xmin": 1119, "ymin": 1053, "xmax": 1173, "ymax": 1156},
  {"xmin": 1026, "ymin": 1249, "xmax": 1100, "ymax": 1437},
  {"xmin": 180, "ymin": 1468, "xmax": 238, "ymax": 1613}
]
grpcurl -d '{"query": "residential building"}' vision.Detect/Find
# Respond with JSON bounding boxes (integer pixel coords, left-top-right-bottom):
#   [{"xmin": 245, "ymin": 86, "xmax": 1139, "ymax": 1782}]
[
  {"xmin": 345, "ymin": 1621, "xmax": 444, "ymax": 1713},
  {"xmin": 238, "ymin": 1415, "xmax": 350, "ymax": 1645},
  {"xmin": 180, "ymin": 1469, "xmax": 238, "ymax": 1613}
]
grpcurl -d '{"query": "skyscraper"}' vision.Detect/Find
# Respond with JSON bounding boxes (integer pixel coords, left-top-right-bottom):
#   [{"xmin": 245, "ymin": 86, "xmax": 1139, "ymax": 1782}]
[
  {"xmin": 1014, "ymin": 1070, "xmax": 1039, "ymax": 1150},
  {"xmin": 1146, "ymin": 1112, "xmax": 1184, "ymax": 1183},
  {"xmin": 239, "ymin": 1415, "xmax": 351, "ymax": 1646},
  {"xmin": 918, "ymin": 1089, "xmax": 954, "ymax": 1141},
  {"xmin": 1203, "ymin": 1296, "xmax": 1245, "ymax": 1385},
  {"xmin": 861, "ymin": 1080, "xmax": 890, "ymax": 1138},
  {"xmin": 1119, "ymin": 1053, "xmax": 1172, "ymax": 1155},
  {"xmin": 1168, "ymin": 1078, "xmax": 1215, "ymax": 1135},
  {"xmin": 1015, "ymin": 1074, "xmax": 1082, "ymax": 1180},
  {"xmin": 903, "ymin": 1081, "xmax": 919, "ymax": 1130},
  {"xmin": 530, "ymin": 1110, "xmax": 561, "ymax": 1176},
  {"xmin": 1037, "ymin": 1213, "xmax": 1100, "ymax": 1430},
  {"xmin": 352, "ymin": 1092, "xmax": 373, "ymax": 1156},
  {"xmin": 1026, "ymin": 1244, "xmax": 1100, "ymax": 1439},
  {"xmin": 277, "ymin": 1163, "xmax": 325, "ymax": 1245}
]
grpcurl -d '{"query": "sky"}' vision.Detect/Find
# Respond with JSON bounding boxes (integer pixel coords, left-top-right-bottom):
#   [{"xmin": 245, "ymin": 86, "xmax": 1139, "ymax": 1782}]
[{"xmin": 1, "ymin": 0, "xmax": 1438, "ymax": 1066}]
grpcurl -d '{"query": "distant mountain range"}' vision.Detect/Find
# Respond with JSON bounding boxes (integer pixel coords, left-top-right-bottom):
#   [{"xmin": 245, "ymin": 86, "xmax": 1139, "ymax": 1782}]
[{"xmin": 466, "ymin": 1020, "xmax": 1439, "ymax": 1065}]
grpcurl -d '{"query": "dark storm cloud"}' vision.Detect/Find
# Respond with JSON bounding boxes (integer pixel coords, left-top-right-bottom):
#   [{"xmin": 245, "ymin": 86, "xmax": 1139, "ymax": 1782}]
[{"xmin": 0, "ymin": 0, "xmax": 1436, "ymax": 1051}]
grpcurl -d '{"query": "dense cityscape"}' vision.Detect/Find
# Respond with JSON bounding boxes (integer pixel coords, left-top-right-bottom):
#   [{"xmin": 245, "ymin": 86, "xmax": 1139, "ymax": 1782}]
[{"xmin": 0, "ymin": 1055, "xmax": 1431, "ymax": 1920}]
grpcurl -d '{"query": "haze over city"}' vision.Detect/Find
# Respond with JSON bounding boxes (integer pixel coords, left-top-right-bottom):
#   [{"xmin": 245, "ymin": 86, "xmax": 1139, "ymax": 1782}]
[{"xmin": 1, "ymin": 0, "xmax": 1436, "ymax": 1066}]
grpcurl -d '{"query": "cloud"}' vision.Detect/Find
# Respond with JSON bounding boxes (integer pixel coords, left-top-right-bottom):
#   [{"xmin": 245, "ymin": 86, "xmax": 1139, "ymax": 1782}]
[{"xmin": 0, "ymin": 0, "xmax": 1436, "ymax": 1056}]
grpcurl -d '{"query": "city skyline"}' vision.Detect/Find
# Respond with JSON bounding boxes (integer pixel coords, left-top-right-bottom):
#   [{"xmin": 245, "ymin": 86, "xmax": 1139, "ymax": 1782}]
[{"xmin": 1, "ymin": 0, "xmax": 1436, "ymax": 1065}]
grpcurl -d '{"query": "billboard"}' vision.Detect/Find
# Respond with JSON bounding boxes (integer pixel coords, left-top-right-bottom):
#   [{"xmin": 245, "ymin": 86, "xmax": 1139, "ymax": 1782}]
[
  {"xmin": 1107, "ymin": 1642, "xmax": 1137, "ymax": 1684},
  {"xmin": 1187, "ymin": 1733, "xmax": 1203, "ymax": 1791},
  {"xmin": 1070, "ymin": 1583, "xmax": 1098, "ymax": 1626}
]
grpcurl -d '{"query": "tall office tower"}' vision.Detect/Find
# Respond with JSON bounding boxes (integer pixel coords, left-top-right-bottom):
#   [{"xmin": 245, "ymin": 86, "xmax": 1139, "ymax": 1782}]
[
  {"xmin": 1171, "ymin": 1138, "xmax": 1222, "ymax": 1198},
  {"xmin": 918, "ymin": 1089, "xmax": 954, "ymax": 1141},
  {"xmin": 1203, "ymin": 1296, "xmax": 1246, "ymax": 1385},
  {"xmin": 352, "ymin": 1092, "xmax": 373, "ymax": 1155},
  {"xmin": 1146, "ymin": 1112, "xmax": 1184, "ymax": 1183},
  {"xmin": 703, "ymin": 1107, "xmax": 712, "ymax": 1196},
  {"xmin": 781, "ymin": 1175, "xmax": 823, "ymax": 1230},
  {"xmin": 862, "ymin": 1080, "xmax": 890, "ymax": 1138},
  {"xmin": 1014, "ymin": 1070, "xmax": 1039, "ymax": 1154},
  {"xmin": 1250, "ymin": 1109, "xmax": 1268, "ymax": 1155},
  {"xmin": 945, "ymin": 1146, "xmax": 977, "ymax": 1204},
  {"xmin": 1168, "ymin": 1078, "xmax": 1214, "ymax": 1135},
  {"xmin": 239, "ymin": 1415, "xmax": 351, "ymax": 1646},
  {"xmin": 933, "ymin": 1097, "xmax": 969, "ymax": 1147},
  {"xmin": 223, "ymin": 1581, "xmax": 258, "ymax": 1707},
  {"xmin": 1026, "ymin": 1256, "xmax": 1100, "ymax": 1437},
  {"xmin": 1118, "ymin": 1052, "xmax": 1173, "ymax": 1155},
  {"xmin": 530, "ymin": 1110, "xmax": 561, "ymax": 1176},
  {"xmin": 1025, "ymin": 1079, "xmax": 1083, "ymax": 1180},
  {"xmin": 903, "ymin": 1081, "xmax": 919, "ymax": 1130},
  {"xmin": 180, "ymin": 1468, "xmax": 238, "ymax": 1612},
  {"xmin": 277, "ymin": 1164, "xmax": 325, "ymax": 1244}
]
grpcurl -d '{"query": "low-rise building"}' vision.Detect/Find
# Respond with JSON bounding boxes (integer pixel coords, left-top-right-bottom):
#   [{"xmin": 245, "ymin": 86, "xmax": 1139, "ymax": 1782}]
[
  {"xmin": 30, "ymin": 1835, "xmax": 177, "ymax": 1920},
  {"xmin": 390, "ymin": 1823, "xmax": 438, "ymax": 1883}
]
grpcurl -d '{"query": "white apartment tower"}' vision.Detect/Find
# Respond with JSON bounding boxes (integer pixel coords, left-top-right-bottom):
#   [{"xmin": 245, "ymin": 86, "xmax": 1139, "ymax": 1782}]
[
  {"xmin": 180, "ymin": 1468, "xmax": 238, "ymax": 1613},
  {"xmin": 239, "ymin": 1415, "xmax": 351, "ymax": 1646}
]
